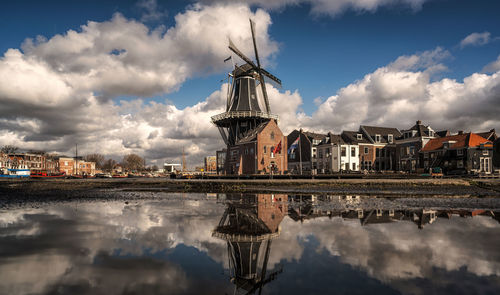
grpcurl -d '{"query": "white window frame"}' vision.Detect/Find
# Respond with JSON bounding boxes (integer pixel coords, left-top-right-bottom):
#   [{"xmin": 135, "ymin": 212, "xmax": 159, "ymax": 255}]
[
  {"xmin": 357, "ymin": 133, "xmax": 362, "ymax": 140},
  {"xmin": 375, "ymin": 134, "xmax": 381, "ymax": 143},
  {"xmin": 457, "ymin": 149, "xmax": 463, "ymax": 156},
  {"xmin": 388, "ymin": 134, "xmax": 393, "ymax": 143}
]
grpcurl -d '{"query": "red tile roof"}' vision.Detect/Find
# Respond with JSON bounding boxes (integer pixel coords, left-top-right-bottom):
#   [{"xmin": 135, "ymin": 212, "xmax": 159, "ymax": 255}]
[{"xmin": 421, "ymin": 133, "xmax": 493, "ymax": 152}]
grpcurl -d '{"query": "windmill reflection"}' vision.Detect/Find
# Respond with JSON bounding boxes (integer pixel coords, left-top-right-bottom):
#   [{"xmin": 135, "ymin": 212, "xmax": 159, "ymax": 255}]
[{"xmin": 213, "ymin": 194, "xmax": 287, "ymax": 295}]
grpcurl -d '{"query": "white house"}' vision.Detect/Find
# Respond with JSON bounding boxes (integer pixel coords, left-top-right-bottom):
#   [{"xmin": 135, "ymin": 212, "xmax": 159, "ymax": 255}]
[{"xmin": 317, "ymin": 133, "xmax": 360, "ymax": 173}]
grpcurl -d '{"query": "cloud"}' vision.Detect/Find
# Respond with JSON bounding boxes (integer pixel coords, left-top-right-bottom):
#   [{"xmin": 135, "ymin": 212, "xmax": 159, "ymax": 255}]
[
  {"xmin": 289, "ymin": 48, "xmax": 500, "ymax": 134},
  {"xmin": 136, "ymin": 0, "xmax": 168, "ymax": 22},
  {"xmin": 460, "ymin": 31, "xmax": 491, "ymax": 48},
  {"xmin": 0, "ymin": 3, "xmax": 279, "ymax": 166},
  {"xmin": 483, "ymin": 54, "xmax": 500, "ymax": 73},
  {"xmin": 200, "ymin": 0, "xmax": 428, "ymax": 17}
]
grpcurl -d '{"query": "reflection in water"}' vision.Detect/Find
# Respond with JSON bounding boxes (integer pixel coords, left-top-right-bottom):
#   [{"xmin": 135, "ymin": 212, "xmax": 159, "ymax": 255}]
[
  {"xmin": 0, "ymin": 193, "xmax": 499, "ymax": 294},
  {"xmin": 213, "ymin": 194, "xmax": 287, "ymax": 294}
]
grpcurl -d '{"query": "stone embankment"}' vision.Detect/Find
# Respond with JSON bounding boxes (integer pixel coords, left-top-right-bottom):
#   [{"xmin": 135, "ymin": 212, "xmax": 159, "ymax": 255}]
[{"xmin": 1, "ymin": 178, "xmax": 499, "ymax": 198}]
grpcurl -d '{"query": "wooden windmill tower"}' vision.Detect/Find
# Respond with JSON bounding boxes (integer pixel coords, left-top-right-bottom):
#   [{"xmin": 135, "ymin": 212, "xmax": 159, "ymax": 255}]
[{"xmin": 212, "ymin": 20, "xmax": 284, "ymax": 175}]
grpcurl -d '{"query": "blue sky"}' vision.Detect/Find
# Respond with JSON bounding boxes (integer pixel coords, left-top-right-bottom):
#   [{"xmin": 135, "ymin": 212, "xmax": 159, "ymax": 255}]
[{"xmin": 0, "ymin": 0, "xmax": 499, "ymax": 164}]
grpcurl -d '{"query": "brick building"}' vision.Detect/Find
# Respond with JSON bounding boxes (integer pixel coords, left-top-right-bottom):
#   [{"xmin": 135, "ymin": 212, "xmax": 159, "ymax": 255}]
[
  {"xmin": 225, "ymin": 120, "xmax": 287, "ymax": 175},
  {"xmin": 395, "ymin": 120, "xmax": 437, "ymax": 172},
  {"xmin": 287, "ymin": 130, "xmax": 327, "ymax": 173}
]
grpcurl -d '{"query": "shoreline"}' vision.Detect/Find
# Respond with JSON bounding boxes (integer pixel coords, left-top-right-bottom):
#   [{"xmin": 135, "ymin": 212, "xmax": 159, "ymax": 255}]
[{"xmin": 1, "ymin": 178, "xmax": 500, "ymax": 197}]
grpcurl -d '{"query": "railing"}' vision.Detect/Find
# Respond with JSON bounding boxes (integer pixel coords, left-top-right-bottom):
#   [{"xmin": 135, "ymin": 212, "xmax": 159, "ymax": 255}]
[
  {"xmin": 211, "ymin": 111, "xmax": 279, "ymax": 123},
  {"xmin": 212, "ymin": 231, "xmax": 280, "ymax": 242}
]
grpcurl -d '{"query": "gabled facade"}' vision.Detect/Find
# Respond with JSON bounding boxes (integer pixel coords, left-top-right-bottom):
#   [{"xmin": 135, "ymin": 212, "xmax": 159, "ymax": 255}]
[
  {"xmin": 395, "ymin": 120, "xmax": 437, "ymax": 172},
  {"xmin": 286, "ymin": 130, "xmax": 327, "ymax": 173},
  {"xmin": 225, "ymin": 120, "xmax": 287, "ymax": 175},
  {"xmin": 356, "ymin": 125, "xmax": 401, "ymax": 171},
  {"xmin": 316, "ymin": 132, "xmax": 359, "ymax": 173},
  {"xmin": 420, "ymin": 132, "xmax": 494, "ymax": 174}
]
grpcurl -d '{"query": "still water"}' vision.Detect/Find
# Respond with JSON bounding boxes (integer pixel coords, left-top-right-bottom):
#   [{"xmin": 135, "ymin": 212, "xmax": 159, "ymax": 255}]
[{"xmin": 1, "ymin": 193, "xmax": 499, "ymax": 295}]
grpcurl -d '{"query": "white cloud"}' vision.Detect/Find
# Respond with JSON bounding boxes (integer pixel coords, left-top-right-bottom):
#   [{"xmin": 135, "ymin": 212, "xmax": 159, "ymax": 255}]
[
  {"xmin": 289, "ymin": 48, "xmax": 500, "ymax": 134},
  {"xmin": 460, "ymin": 31, "xmax": 491, "ymax": 48},
  {"xmin": 483, "ymin": 54, "xmax": 500, "ymax": 73},
  {"xmin": 136, "ymin": 0, "xmax": 168, "ymax": 22}
]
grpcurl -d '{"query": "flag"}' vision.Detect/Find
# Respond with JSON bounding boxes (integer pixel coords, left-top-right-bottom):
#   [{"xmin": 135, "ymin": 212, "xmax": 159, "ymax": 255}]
[
  {"xmin": 288, "ymin": 137, "xmax": 299, "ymax": 154},
  {"xmin": 224, "ymin": 56, "xmax": 232, "ymax": 63},
  {"xmin": 273, "ymin": 141, "xmax": 282, "ymax": 154}
]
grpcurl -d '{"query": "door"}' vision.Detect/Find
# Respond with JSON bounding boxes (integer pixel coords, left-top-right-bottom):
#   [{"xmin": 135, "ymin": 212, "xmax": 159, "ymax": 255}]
[{"xmin": 480, "ymin": 157, "xmax": 491, "ymax": 173}]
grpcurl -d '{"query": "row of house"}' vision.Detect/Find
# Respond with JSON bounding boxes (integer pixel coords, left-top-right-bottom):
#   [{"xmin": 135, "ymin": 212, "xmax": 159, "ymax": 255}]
[
  {"xmin": 0, "ymin": 152, "xmax": 96, "ymax": 176},
  {"xmin": 287, "ymin": 121, "xmax": 499, "ymax": 175}
]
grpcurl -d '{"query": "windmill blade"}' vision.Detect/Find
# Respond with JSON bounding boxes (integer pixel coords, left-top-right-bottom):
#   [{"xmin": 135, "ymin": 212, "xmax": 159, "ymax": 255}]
[
  {"xmin": 260, "ymin": 69, "xmax": 282, "ymax": 87},
  {"xmin": 249, "ymin": 19, "xmax": 261, "ymax": 69},
  {"xmin": 228, "ymin": 38, "xmax": 258, "ymax": 69}
]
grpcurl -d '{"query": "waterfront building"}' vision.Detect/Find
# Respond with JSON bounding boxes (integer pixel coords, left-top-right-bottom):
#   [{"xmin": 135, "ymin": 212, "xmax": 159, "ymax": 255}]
[
  {"xmin": 287, "ymin": 129, "xmax": 327, "ymax": 174},
  {"xmin": 493, "ymin": 138, "xmax": 500, "ymax": 170},
  {"xmin": 164, "ymin": 163, "xmax": 181, "ymax": 173},
  {"xmin": 355, "ymin": 125, "xmax": 401, "ymax": 171},
  {"xmin": 420, "ymin": 131, "xmax": 494, "ymax": 175},
  {"xmin": 395, "ymin": 120, "xmax": 437, "ymax": 173},
  {"xmin": 215, "ymin": 149, "xmax": 226, "ymax": 175},
  {"xmin": 204, "ymin": 156, "xmax": 216, "ymax": 173},
  {"xmin": 316, "ymin": 133, "xmax": 360, "ymax": 173}
]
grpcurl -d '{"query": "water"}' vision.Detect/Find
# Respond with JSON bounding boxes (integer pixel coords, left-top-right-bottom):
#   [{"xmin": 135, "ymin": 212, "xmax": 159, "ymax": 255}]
[{"xmin": 1, "ymin": 193, "xmax": 499, "ymax": 295}]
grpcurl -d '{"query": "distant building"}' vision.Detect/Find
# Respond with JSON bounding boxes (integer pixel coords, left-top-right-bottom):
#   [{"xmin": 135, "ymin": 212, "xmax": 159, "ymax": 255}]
[
  {"xmin": 204, "ymin": 156, "xmax": 217, "ymax": 173},
  {"xmin": 58, "ymin": 157, "xmax": 74, "ymax": 175},
  {"xmin": 164, "ymin": 163, "xmax": 181, "ymax": 173},
  {"xmin": 216, "ymin": 149, "xmax": 226, "ymax": 175},
  {"xmin": 494, "ymin": 138, "xmax": 500, "ymax": 170},
  {"xmin": 316, "ymin": 133, "xmax": 359, "ymax": 173},
  {"xmin": 57, "ymin": 157, "xmax": 96, "ymax": 175},
  {"xmin": 421, "ymin": 132, "xmax": 494, "ymax": 174}
]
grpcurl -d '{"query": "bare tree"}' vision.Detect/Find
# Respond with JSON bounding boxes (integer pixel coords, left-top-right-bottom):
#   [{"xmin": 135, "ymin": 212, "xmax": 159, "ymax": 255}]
[
  {"xmin": 122, "ymin": 154, "xmax": 145, "ymax": 171},
  {"xmin": 102, "ymin": 158, "xmax": 117, "ymax": 172},
  {"xmin": 85, "ymin": 153, "xmax": 105, "ymax": 169},
  {"xmin": 1, "ymin": 145, "xmax": 19, "ymax": 154}
]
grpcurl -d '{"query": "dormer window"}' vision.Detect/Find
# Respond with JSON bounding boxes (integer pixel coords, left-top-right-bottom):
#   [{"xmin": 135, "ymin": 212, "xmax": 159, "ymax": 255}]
[
  {"xmin": 375, "ymin": 134, "xmax": 381, "ymax": 143},
  {"xmin": 388, "ymin": 134, "xmax": 393, "ymax": 143},
  {"xmin": 357, "ymin": 133, "xmax": 362, "ymax": 140}
]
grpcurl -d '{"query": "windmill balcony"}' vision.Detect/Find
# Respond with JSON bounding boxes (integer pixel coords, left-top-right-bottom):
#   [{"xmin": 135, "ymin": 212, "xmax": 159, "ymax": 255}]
[{"xmin": 211, "ymin": 111, "xmax": 279, "ymax": 124}]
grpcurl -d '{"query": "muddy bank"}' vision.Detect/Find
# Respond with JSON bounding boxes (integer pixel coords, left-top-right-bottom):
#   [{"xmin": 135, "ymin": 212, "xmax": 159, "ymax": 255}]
[{"xmin": 0, "ymin": 178, "xmax": 499, "ymax": 198}]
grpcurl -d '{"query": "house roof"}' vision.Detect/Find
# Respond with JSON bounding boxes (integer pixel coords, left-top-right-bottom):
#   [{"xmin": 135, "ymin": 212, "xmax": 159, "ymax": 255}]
[
  {"xmin": 421, "ymin": 133, "xmax": 493, "ymax": 152},
  {"xmin": 341, "ymin": 131, "xmax": 371, "ymax": 144},
  {"xmin": 302, "ymin": 131, "xmax": 327, "ymax": 141},
  {"xmin": 360, "ymin": 125, "xmax": 401, "ymax": 143},
  {"xmin": 321, "ymin": 133, "xmax": 344, "ymax": 145},
  {"xmin": 477, "ymin": 129, "xmax": 497, "ymax": 141},
  {"xmin": 402, "ymin": 121, "xmax": 433, "ymax": 138},
  {"xmin": 435, "ymin": 130, "xmax": 450, "ymax": 138}
]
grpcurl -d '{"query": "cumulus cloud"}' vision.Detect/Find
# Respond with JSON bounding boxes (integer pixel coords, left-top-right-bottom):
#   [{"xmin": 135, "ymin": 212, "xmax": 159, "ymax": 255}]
[
  {"xmin": 136, "ymin": 0, "xmax": 168, "ymax": 22},
  {"xmin": 200, "ymin": 0, "xmax": 428, "ymax": 17},
  {"xmin": 292, "ymin": 48, "xmax": 500, "ymax": 134},
  {"xmin": 0, "ymin": 3, "xmax": 279, "ymax": 166},
  {"xmin": 460, "ymin": 31, "xmax": 491, "ymax": 48}
]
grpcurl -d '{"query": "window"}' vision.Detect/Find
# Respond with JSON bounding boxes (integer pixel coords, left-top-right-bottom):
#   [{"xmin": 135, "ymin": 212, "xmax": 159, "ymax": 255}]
[
  {"xmin": 351, "ymin": 147, "xmax": 356, "ymax": 157},
  {"xmin": 245, "ymin": 148, "xmax": 248, "ymax": 155},
  {"xmin": 271, "ymin": 152, "xmax": 275, "ymax": 158},
  {"xmin": 352, "ymin": 163, "xmax": 356, "ymax": 170},
  {"xmin": 264, "ymin": 146, "xmax": 267, "ymax": 154},
  {"xmin": 64, "ymin": 161, "xmax": 68, "ymax": 166},
  {"xmin": 388, "ymin": 134, "xmax": 393, "ymax": 143},
  {"xmin": 270, "ymin": 132, "xmax": 275, "ymax": 140},
  {"xmin": 250, "ymin": 148, "xmax": 254, "ymax": 154},
  {"xmin": 376, "ymin": 148, "xmax": 380, "ymax": 157},
  {"xmin": 457, "ymin": 160, "xmax": 463, "ymax": 168},
  {"xmin": 357, "ymin": 133, "xmax": 363, "ymax": 140},
  {"xmin": 410, "ymin": 146, "xmax": 415, "ymax": 155},
  {"xmin": 326, "ymin": 148, "xmax": 330, "ymax": 157},
  {"xmin": 375, "ymin": 134, "xmax": 381, "ymax": 143},
  {"xmin": 483, "ymin": 149, "xmax": 489, "ymax": 155},
  {"xmin": 457, "ymin": 149, "xmax": 463, "ymax": 156},
  {"xmin": 429, "ymin": 130, "xmax": 434, "ymax": 137},
  {"xmin": 290, "ymin": 153, "xmax": 295, "ymax": 159},
  {"xmin": 319, "ymin": 149, "xmax": 323, "ymax": 158},
  {"xmin": 341, "ymin": 147, "xmax": 346, "ymax": 157},
  {"xmin": 364, "ymin": 147, "xmax": 369, "ymax": 154}
]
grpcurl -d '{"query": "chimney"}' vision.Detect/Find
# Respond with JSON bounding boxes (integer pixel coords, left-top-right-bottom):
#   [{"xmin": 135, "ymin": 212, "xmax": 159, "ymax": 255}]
[
  {"xmin": 416, "ymin": 120, "xmax": 422, "ymax": 125},
  {"xmin": 458, "ymin": 130, "xmax": 464, "ymax": 135}
]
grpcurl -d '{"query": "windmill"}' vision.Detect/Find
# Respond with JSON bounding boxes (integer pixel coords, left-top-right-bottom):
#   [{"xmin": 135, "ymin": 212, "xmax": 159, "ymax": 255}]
[{"xmin": 212, "ymin": 19, "xmax": 282, "ymax": 147}]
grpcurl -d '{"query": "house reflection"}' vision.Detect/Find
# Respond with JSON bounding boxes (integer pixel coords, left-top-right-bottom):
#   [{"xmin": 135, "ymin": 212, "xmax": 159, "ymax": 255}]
[
  {"xmin": 213, "ymin": 194, "xmax": 287, "ymax": 294},
  {"xmin": 287, "ymin": 194, "xmax": 500, "ymax": 229}
]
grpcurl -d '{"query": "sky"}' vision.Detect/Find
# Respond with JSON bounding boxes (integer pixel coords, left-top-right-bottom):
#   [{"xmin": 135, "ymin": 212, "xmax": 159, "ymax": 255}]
[{"xmin": 0, "ymin": 0, "xmax": 499, "ymax": 167}]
